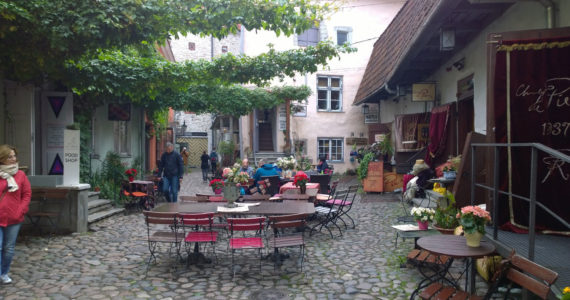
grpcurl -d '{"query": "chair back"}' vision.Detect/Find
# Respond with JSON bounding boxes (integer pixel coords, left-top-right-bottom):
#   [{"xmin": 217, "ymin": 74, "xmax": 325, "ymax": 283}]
[
  {"xmin": 143, "ymin": 211, "xmax": 178, "ymax": 225},
  {"xmin": 268, "ymin": 214, "xmax": 307, "ymax": 230},
  {"xmin": 309, "ymin": 174, "xmax": 331, "ymax": 194},
  {"xmin": 227, "ymin": 217, "xmax": 266, "ymax": 234},
  {"xmin": 178, "ymin": 212, "xmax": 215, "ymax": 228},
  {"xmin": 505, "ymin": 253, "xmax": 558, "ymax": 299},
  {"xmin": 260, "ymin": 175, "xmax": 280, "ymax": 196}
]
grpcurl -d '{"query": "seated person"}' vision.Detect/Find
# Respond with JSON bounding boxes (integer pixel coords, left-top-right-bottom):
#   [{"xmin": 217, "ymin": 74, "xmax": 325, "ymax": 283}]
[
  {"xmin": 239, "ymin": 158, "xmax": 255, "ymax": 178},
  {"xmin": 253, "ymin": 159, "xmax": 280, "ymax": 183},
  {"xmin": 316, "ymin": 157, "xmax": 329, "ymax": 174}
]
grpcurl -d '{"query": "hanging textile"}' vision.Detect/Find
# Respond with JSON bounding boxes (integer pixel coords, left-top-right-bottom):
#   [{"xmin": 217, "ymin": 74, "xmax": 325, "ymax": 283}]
[
  {"xmin": 494, "ymin": 37, "xmax": 570, "ymax": 234},
  {"xmin": 394, "ymin": 113, "xmax": 429, "ymax": 152},
  {"xmin": 425, "ymin": 104, "xmax": 451, "ymax": 166}
]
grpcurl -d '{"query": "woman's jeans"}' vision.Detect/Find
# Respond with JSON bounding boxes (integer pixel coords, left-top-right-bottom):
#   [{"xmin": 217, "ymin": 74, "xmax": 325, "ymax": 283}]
[
  {"xmin": 1, "ymin": 223, "xmax": 22, "ymax": 276},
  {"xmin": 201, "ymin": 168, "xmax": 208, "ymax": 181},
  {"xmin": 162, "ymin": 176, "xmax": 179, "ymax": 203}
]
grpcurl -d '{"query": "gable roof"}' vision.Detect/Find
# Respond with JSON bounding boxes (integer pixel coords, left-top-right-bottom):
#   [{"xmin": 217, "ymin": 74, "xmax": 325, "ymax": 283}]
[{"xmin": 354, "ymin": 0, "xmax": 441, "ymax": 105}]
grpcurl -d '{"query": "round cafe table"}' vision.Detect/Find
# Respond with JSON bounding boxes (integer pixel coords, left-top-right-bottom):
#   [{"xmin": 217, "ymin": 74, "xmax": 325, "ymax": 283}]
[{"xmin": 417, "ymin": 235, "xmax": 495, "ymax": 294}]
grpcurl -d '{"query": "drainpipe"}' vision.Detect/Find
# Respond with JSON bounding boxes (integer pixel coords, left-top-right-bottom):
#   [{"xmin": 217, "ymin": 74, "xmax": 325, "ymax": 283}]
[{"xmin": 538, "ymin": 0, "xmax": 555, "ymax": 28}]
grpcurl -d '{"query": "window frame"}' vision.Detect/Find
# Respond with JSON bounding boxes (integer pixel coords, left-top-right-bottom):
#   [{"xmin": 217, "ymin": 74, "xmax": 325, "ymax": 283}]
[
  {"xmin": 317, "ymin": 137, "xmax": 344, "ymax": 163},
  {"xmin": 335, "ymin": 26, "xmax": 353, "ymax": 45},
  {"xmin": 297, "ymin": 26, "xmax": 320, "ymax": 47},
  {"xmin": 113, "ymin": 120, "xmax": 131, "ymax": 157},
  {"xmin": 316, "ymin": 75, "xmax": 343, "ymax": 112}
]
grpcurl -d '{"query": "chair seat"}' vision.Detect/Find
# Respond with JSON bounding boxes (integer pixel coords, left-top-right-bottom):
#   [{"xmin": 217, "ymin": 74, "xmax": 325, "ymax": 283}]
[
  {"xmin": 268, "ymin": 234, "xmax": 304, "ymax": 248},
  {"xmin": 149, "ymin": 231, "xmax": 185, "ymax": 243},
  {"xmin": 419, "ymin": 282, "xmax": 482, "ymax": 300},
  {"xmin": 315, "ymin": 206, "xmax": 337, "ymax": 214},
  {"xmin": 185, "ymin": 231, "xmax": 218, "ymax": 243},
  {"xmin": 230, "ymin": 237, "xmax": 263, "ymax": 249},
  {"xmin": 315, "ymin": 194, "xmax": 331, "ymax": 201},
  {"xmin": 326, "ymin": 199, "xmax": 352, "ymax": 206}
]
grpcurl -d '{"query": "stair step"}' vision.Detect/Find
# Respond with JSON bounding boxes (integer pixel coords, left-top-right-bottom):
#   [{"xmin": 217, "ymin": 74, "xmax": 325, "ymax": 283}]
[
  {"xmin": 88, "ymin": 191, "xmax": 100, "ymax": 199},
  {"xmin": 88, "ymin": 199, "xmax": 114, "ymax": 214},
  {"xmin": 88, "ymin": 208, "xmax": 125, "ymax": 224}
]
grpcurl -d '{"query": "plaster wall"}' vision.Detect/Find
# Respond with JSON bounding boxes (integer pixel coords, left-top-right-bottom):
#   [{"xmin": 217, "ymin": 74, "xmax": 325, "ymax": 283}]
[
  {"xmin": 381, "ymin": 0, "xmax": 570, "ymax": 135},
  {"xmin": 242, "ymin": 0, "xmax": 404, "ymax": 173},
  {"xmin": 90, "ymin": 104, "xmax": 144, "ymax": 173}
]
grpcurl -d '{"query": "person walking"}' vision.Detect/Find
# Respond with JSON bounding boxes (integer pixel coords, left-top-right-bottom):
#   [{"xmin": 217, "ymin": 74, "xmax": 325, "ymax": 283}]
[
  {"xmin": 0, "ymin": 144, "xmax": 31, "ymax": 284},
  {"xmin": 180, "ymin": 147, "xmax": 189, "ymax": 172},
  {"xmin": 158, "ymin": 142, "xmax": 184, "ymax": 202},
  {"xmin": 200, "ymin": 151, "xmax": 210, "ymax": 182},
  {"xmin": 209, "ymin": 147, "xmax": 218, "ymax": 176}
]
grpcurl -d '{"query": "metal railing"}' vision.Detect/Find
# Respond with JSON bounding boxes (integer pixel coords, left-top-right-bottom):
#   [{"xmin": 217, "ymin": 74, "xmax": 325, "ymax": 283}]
[{"xmin": 470, "ymin": 143, "xmax": 570, "ymax": 261}]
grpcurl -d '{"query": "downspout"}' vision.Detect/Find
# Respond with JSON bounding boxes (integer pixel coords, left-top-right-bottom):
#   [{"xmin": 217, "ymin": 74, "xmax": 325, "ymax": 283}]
[
  {"xmin": 239, "ymin": 26, "xmax": 244, "ymax": 159},
  {"xmin": 538, "ymin": 0, "xmax": 555, "ymax": 28}
]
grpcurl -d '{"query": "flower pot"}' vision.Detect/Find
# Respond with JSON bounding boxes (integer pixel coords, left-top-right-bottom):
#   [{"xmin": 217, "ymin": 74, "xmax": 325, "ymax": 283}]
[
  {"xmin": 443, "ymin": 171, "xmax": 457, "ymax": 180},
  {"xmin": 464, "ymin": 231, "xmax": 483, "ymax": 247},
  {"xmin": 433, "ymin": 224, "xmax": 455, "ymax": 235},
  {"xmin": 299, "ymin": 185, "xmax": 306, "ymax": 194},
  {"xmin": 223, "ymin": 185, "xmax": 240, "ymax": 207},
  {"xmin": 128, "ymin": 176, "xmax": 134, "ymax": 182},
  {"xmin": 214, "ymin": 188, "xmax": 222, "ymax": 195},
  {"xmin": 417, "ymin": 220, "xmax": 429, "ymax": 230}
]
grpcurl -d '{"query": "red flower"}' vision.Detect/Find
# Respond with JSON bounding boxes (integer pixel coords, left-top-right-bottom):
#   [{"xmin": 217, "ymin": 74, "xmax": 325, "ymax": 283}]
[
  {"xmin": 125, "ymin": 168, "xmax": 138, "ymax": 176},
  {"xmin": 293, "ymin": 171, "xmax": 308, "ymax": 187},
  {"xmin": 209, "ymin": 179, "xmax": 225, "ymax": 189}
]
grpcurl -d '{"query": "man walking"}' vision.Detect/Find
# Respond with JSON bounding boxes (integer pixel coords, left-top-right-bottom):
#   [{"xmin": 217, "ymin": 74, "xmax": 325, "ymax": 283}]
[
  {"xmin": 158, "ymin": 142, "xmax": 184, "ymax": 202},
  {"xmin": 210, "ymin": 147, "xmax": 218, "ymax": 176},
  {"xmin": 200, "ymin": 150, "xmax": 210, "ymax": 182}
]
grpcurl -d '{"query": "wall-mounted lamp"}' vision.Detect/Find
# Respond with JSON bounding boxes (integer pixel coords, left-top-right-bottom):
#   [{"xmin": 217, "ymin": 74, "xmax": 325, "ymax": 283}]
[
  {"xmin": 361, "ymin": 104, "xmax": 369, "ymax": 115},
  {"xmin": 452, "ymin": 57, "xmax": 465, "ymax": 71},
  {"xmin": 440, "ymin": 27, "xmax": 455, "ymax": 51}
]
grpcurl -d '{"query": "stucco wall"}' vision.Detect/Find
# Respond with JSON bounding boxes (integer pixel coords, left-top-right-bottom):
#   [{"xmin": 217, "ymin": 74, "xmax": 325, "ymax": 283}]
[
  {"xmin": 243, "ymin": 0, "xmax": 404, "ymax": 173},
  {"xmin": 91, "ymin": 104, "xmax": 144, "ymax": 173},
  {"xmin": 381, "ymin": 0, "xmax": 570, "ymax": 135}
]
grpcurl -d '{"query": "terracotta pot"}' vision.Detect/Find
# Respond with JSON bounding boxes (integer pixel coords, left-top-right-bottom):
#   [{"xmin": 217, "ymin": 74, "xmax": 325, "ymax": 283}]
[
  {"xmin": 464, "ymin": 231, "xmax": 483, "ymax": 247},
  {"xmin": 214, "ymin": 188, "xmax": 222, "ymax": 195},
  {"xmin": 417, "ymin": 220, "xmax": 429, "ymax": 230},
  {"xmin": 433, "ymin": 224, "xmax": 455, "ymax": 235}
]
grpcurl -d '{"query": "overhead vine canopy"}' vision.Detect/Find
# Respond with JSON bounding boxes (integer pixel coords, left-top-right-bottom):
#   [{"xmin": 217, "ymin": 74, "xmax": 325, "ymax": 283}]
[{"xmin": 0, "ymin": 0, "xmax": 350, "ymax": 114}]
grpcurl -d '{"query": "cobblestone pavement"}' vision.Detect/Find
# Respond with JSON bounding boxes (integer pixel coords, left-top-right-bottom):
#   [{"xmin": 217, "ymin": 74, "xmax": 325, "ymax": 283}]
[{"xmin": 0, "ymin": 169, "xmax": 487, "ymax": 299}]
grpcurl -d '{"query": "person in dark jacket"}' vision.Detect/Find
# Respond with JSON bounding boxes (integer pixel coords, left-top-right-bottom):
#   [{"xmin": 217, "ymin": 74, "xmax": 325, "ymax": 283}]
[
  {"xmin": 316, "ymin": 157, "xmax": 329, "ymax": 174},
  {"xmin": 210, "ymin": 148, "xmax": 218, "ymax": 175},
  {"xmin": 158, "ymin": 142, "xmax": 184, "ymax": 202},
  {"xmin": 200, "ymin": 151, "xmax": 210, "ymax": 182}
]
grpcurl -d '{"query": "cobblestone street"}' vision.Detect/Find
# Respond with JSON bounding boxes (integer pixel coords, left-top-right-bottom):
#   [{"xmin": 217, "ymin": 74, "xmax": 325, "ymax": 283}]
[{"xmin": 1, "ymin": 170, "xmax": 436, "ymax": 299}]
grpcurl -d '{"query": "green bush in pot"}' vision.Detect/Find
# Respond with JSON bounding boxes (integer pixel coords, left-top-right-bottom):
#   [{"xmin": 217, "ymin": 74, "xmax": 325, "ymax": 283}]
[{"xmin": 433, "ymin": 192, "xmax": 459, "ymax": 233}]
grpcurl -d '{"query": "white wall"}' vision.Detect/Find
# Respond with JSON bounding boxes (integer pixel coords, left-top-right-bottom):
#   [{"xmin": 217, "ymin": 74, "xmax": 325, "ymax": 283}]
[
  {"xmin": 243, "ymin": 0, "xmax": 405, "ymax": 173},
  {"xmin": 382, "ymin": 0, "xmax": 569, "ymax": 135}
]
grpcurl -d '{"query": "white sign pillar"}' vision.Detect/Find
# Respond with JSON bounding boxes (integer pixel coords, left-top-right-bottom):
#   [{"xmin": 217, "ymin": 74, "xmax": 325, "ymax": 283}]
[{"xmin": 63, "ymin": 129, "xmax": 80, "ymax": 186}]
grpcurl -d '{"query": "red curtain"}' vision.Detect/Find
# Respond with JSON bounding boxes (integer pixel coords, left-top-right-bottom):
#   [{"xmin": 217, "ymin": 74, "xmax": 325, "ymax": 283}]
[
  {"xmin": 494, "ymin": 37, "xmax": 570, "ymax": 233},
  {"xmin": 425, "ymin": 104, "xmax": 451, "ymax": 166}
]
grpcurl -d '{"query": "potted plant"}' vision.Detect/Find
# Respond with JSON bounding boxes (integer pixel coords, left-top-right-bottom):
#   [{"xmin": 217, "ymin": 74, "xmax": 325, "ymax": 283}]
[
  {"xmin": 433, "ymin": 192, "xmax": 459, "ymax": 234},
  {"xmin": 410, "ymin": 207, "xmax": 436, "ymax": 230},
  {"xmin": 456, "ymin": 205, "xmax": 491, "ymax": 247},
  {"xmin": 209, "ymin": 179, "xmax": 225, "ymax": 194},
  {"xmin": 293, "ymin": 171, "xmax": 309, "ymax": 194},
  {"xmin": 443, "ymin": 166, "xmax": 457, "ymax": 179},
  {"xmin": 222, "ymin": 163, "xmax": 250, "ymax": 206},
  {"xmin": 125, "ymin": 168, "xmax": 138, "ymax": 182}
]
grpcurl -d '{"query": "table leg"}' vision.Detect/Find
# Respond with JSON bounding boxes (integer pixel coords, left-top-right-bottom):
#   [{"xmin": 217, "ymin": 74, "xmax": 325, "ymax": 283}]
[
  {"xmin": 468, "ymin": 257, "xmax": 476, "ymax": 293},
  {"xmin": 185, "ymin": 242, "xmax": 211, "ymax": 265}
]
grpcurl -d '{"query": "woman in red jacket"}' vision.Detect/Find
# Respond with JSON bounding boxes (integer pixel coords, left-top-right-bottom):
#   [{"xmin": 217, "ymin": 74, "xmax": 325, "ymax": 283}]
[{"xmin": 0, "ymin": 145, "xmax": 31, "ymax": 284}]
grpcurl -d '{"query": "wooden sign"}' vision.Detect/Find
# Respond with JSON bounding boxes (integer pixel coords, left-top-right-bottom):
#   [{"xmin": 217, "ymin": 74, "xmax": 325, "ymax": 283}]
[
  {"xmin": 383, "ymin": 172, "xmax": 403, "ymax": 192},
  {"xmin": 363, "ymin": 161, "xmax": 384, "ymax": 192},
  {"xmin": 412, "ymin": 83, "xmax": 436, "ymax": 102}
]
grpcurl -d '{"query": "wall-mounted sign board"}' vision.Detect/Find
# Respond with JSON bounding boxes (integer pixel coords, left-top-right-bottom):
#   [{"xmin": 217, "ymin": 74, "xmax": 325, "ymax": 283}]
[{"xmin": 412, "ymin": 83, "xmax": 436, "ymax": 102}]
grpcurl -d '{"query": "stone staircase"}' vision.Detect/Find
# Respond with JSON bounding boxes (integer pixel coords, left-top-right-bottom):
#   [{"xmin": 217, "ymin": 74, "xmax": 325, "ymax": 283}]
[
  {"xmin": 87, "ymin": 192, "xmax": 124, "ymax": 225},
  {"xmin": 248, "ymin": 152, "xmax": 286, "ymax": 166}
]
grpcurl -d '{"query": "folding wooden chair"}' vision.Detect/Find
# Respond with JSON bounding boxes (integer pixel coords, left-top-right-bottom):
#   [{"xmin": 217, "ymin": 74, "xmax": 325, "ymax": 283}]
[
  {"xmin": 267, "ymin": 214, "xmax": 308, "ymax": 272},
  {"xmin": 179, "ymin": 212, "xmax": 218, "ymax": 266},
  {"xmin": 227, "ymin": 217, "xmax": 266, "ymax": 278},
  {"xmin": 142, "ymin": 211, "xmax": 184, "ymax": 277}
]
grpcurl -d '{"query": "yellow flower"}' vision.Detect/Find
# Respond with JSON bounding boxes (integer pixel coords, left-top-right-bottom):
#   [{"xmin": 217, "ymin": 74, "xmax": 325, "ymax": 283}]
[{"xmin": 564, "ymin": 286, "xmax": 570, "ymax": 294}]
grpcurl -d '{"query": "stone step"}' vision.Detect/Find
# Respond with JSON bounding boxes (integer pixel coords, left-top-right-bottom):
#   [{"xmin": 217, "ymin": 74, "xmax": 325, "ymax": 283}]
[
  {"xmin": 88, "ymin": 208, "xmax": 125, "ymax": 224},
  {"xmin": 88, "ymin": 191, "xmax": 101, "ymax": 201},
  {"xmin": 88, "ymin": 199, "xmax": 114, "ymax": 214}
]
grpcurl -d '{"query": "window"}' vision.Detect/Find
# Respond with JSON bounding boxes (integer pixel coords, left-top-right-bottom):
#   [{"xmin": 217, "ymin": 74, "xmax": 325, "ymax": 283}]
[
  {"xmin": 317, "ymin": 75, "xmax": 342, "ymax": 112},
  {"xmin": 297, "ymin": 26, "xmax": 319, "ymax": 47},
  {"xmin": 335, "ymin": 26, "xmax": 352, "ymax": 45},
  {"xmin": 114, "ymin": 121, "xmax": 130, "ymax": 156},
  {"xmin": 318, "ymin": 138, "xmax": 344, "ymax": 162},
  {"xmin": 292, "ymin": 101, "xmax": 307, "ymax": 117}
]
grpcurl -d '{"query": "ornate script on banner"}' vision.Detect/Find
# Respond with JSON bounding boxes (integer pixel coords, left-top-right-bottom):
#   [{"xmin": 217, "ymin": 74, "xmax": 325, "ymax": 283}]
[{"xmin": 494, "ymin": 38, "xmax": 570, "ymax": 233}]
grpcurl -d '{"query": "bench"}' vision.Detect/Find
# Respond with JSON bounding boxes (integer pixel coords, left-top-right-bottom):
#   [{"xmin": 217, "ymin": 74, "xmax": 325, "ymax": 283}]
[{"xmin": 418, "ymin": 251, "xmax": 559, "ymax": 300}]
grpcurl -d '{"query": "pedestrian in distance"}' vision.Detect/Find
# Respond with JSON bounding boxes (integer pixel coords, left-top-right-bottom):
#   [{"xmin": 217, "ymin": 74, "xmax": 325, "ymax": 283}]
[
  {"xmin": 210, "ymin": 147, "xmax": 218, "ymax": 176},
  {"xmin": 180, "ymin": 147, "xmax": 189, "ymax": 173},
  {"xmin": 200, "ymin": 151, "xmax": 210, "ymax": 182},
  {"xmin": 0, "ymin": 144, "xmax": 32, "ymax": 284},
  {"xmin": 158, "ymin": 142, "xmax": 184, "ymax": 203}
]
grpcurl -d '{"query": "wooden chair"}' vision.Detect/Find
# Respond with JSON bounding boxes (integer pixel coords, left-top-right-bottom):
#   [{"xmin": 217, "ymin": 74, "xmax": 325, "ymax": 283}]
[
  {"xmin": 418, "ymin": 251, "xmax": 559, "ymax": 300},
  {"xmin": 142, "ymin": 211, "xmax": 184, "ymax": 277},
  {"xmin": 27, "ymin": 188, "xmax": 68, "ymax": 236},
  {"xmin": 267, "ymin": 214, "xmax": 308, "ymax": 272},
  {"xmin": 227, "ymin": 217, "xmax": 266, "ymax": 278},
  {"xmin": 179, "ymin": 212, "xmax": 218, "ymax": 266},
  {"xmin": 260, "ymin": 175, "xmax": 280, "ymax": 196}
]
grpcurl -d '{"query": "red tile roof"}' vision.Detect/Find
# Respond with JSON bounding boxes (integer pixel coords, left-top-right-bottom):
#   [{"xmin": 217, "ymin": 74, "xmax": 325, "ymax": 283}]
[{"xmin": 354, "ymin": 0, "xmax": 440, "ymax": 105}]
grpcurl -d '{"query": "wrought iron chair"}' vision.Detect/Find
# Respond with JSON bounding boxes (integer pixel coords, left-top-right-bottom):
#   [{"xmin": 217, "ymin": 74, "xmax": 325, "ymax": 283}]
[
  {"xmin": 327, "ymin": 184, "xmax": 358, "ymax": 229},
  {"xmin": 310, "ymin": 188, "xmax": 348, "ymax": 238},
  {"xmin": 267, "ymin": 213, "xmax": 308, "ymax": 272},
  {"xmin": 179, "ymin": 212, "xmax": 218, "ymax": 266}
]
